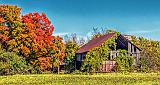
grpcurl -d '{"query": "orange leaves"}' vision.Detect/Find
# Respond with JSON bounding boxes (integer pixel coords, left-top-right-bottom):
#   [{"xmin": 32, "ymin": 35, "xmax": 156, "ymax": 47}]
[
  {"xmin": 21, "ymin": 13, "xmax": 57, "ymax": 59},
  {"xmin": 38, "ymin": 57, "xmax": 51, "ymax": 71},
  {"xmin": 54, "ymin": 52, "xmax": 65, "ymax": 60},
  {"xmin": 29, "ymin": 31, "xmax": 36, "ymax": 39},
  {"xmin": 0, "ymin": 26, "xmax": 9, "ymax": 31},
  {"xmin": 36, "ymin": 28, "xmax": 45, "ymax": 36},
  {"xmin": 22, "ymin": 13, "xmax": 54, "ymax": 47},
  {"xmin": 33, "ymin": 13, "xmax": 41, "ymax": 21},
  {"xmin": 51, "ymin": 45, "xmax": 58, "ymax": 50},
  {"xmin": 22, "ymin": 12, "xmax": 52, "ymax": 28},
  {"xmin": 0, "ymin": 34, "xmax": 9, "ymax": 42},
  {"xmin": 22, "ymin": 13, "xmax": 33, "ymax": 23},
  {"xmin": 26, "ymin": 23, "xmax": 35, "ymax": 31},
  {"xmin": 8, "ymin": 40, "xmax": 17, "ymax": 46},
  {"xmin": 21, "ymin": 45, "xmax": 30, "ymax": 56},
  {"xmin": 2, "ymin": 36, "xmax": 9, "ymax": 42},
  {"xmin": 56, "ymin": 36, "xmax": 63, "ymax": 41},
  {"xmin": 36, "ymin": 23, "xmax": 41, "ymax": 28},
  {"xmin": 0, "ymin": 17, "xmax": 5, "ymax": 22}
]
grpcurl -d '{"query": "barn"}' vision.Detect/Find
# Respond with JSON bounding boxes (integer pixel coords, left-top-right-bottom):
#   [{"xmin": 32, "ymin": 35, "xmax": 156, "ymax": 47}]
[{"xmin": 75, "ymin": 33, "xmax": 141, "ymax": 72}]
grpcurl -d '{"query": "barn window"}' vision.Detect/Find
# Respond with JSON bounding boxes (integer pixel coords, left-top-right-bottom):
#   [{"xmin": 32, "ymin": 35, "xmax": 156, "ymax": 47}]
[{"xmin": 76, "ymin": 54, "xmax": 81, "ymax": 61}]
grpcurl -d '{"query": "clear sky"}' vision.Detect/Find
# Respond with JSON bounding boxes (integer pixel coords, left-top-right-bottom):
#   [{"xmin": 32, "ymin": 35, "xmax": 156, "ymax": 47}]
[{"xmin": 1, "ymin": 0, "xmax": 160, "ymax": 40}]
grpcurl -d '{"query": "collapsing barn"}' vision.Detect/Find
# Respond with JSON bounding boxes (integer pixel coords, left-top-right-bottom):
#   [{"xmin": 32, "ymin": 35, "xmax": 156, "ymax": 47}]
[{"xmin": 75, "ymin": 33, "xmax": 141, "ymax": 72}]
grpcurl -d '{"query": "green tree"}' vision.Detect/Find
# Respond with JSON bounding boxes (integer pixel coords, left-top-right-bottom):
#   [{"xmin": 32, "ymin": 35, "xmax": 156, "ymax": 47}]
[
  {"xmin": 64, "ymin": 34, "xmax": 80, "ymax": 73},
  {"xmin": 131, "ymin": 36, "xmax": 160, "ymax": 71},
  {"xmin": 65, "ymin": 41, "xmax": 79, "ymax": 63},
  {"xmin": 0, "ymin": 48, "xmax": 30, "ymax": 75}
]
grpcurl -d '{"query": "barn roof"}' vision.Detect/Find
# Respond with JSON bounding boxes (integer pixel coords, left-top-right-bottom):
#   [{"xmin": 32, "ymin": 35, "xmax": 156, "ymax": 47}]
[
  {"xmin": 76, "ymin": 33, "xmax": 141, "ymax": 54},
  {"xmin": 76, "ymin": 33, "xmax": 116, "ymax": 53}
]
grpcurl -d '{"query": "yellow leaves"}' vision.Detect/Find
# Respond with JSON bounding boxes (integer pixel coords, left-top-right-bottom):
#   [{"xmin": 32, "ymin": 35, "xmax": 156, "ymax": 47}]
[
  {"xmin": 53, "ymin": 61, "xmax": 60, "ymax": 67},
  {"xmin": 41, "ymin": 48, "xmax": 48, "ymax": 54},
  {"xmin": 32, "ymin": 44, "xmax": 38, "ymax": 52},
  {"xmin": 17, "ymin": 40, "xmax": 21, "ymax": 44},
  {"xmin": 21, "ymin": 34, "xmax": 28, "ymax": 39},
  {"xmin": 54, "ymin": 52, "xmax": 65, "ymax": 60}
]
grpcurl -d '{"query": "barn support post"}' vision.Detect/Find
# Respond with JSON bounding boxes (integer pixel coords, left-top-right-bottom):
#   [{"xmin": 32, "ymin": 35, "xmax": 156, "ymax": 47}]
[
  {"xmin": 128, "ymin": 42, "xmax": 132, "ymax": 55},
  {"xmin": 132, "ymin": 44, "xmax": 134, "ymax": 54}
]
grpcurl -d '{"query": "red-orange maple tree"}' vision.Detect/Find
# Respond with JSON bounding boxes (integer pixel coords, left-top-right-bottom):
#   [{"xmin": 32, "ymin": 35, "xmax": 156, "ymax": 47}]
[{"xmin": 21, "ymin": 13, "xmax": 65, "ymax": 70}]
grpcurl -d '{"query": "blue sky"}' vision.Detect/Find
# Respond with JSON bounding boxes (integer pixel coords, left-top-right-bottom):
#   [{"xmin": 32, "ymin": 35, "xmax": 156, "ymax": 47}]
[{"xmin": 1, "ymin": 0, "xmax": 160, "ymax": 40}]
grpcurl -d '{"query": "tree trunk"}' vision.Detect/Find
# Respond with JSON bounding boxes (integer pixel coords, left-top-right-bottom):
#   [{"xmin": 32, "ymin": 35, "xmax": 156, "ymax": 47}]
[{"xmin": 58, "ymin": 64, "xmax": 60, "ymax": 74}]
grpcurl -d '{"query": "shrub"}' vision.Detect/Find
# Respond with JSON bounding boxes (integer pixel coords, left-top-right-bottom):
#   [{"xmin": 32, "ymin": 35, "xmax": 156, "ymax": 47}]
[
  {"xmin": 137, "ymin": 56, "xmax": 150, "ymax": 72},
  {"xmin": 0, "ymin": 49, "xmax": 30, "ymax": 75}
]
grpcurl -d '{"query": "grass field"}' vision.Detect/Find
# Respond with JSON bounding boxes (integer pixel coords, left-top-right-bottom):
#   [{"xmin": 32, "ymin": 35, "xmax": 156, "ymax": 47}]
[{"xmin": 0, "ymin": 73, "xmax": 160, "ymax": 85}]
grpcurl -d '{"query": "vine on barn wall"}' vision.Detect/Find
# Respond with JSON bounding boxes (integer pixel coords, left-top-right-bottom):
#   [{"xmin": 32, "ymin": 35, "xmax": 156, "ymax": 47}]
[
  {"xmin": 114, "ymin": 50, "xmax": 134, "ymax": 72},
  {"xmin": 81, "ymin": 32, "xmax": 118, "ymax": 73}
]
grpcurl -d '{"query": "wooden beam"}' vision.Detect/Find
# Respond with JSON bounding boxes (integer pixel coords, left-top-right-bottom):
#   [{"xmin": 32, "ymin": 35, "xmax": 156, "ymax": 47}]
[{"xmin": 128, "ymin": 42, "xmax": 132, "ymax": 54}]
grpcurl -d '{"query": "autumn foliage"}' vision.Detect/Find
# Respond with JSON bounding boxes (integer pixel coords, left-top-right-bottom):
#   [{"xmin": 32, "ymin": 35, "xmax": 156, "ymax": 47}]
[
  {"xmin": 0, "ymin": 5, "xmax": 65, "ymax": 71},
  {"xmin": 0, "ymin": 5, "xmax": 21, "ymax": 45},
  {"xmin": 38, "ymin": 57, "xmax": 52, "ymax": 71}
]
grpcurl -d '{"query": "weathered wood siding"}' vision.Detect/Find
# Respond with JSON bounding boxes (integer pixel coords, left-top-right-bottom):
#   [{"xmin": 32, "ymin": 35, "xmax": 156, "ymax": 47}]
[{"xmin": 100, "ymin": 61, "xmax": 116, "ymax": 72}]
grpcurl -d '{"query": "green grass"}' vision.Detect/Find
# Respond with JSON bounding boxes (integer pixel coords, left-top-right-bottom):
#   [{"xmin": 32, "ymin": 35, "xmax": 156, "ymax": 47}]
[{"xmin": 0, "ymin": 73, "xmax": 160, "ymax": 85}]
